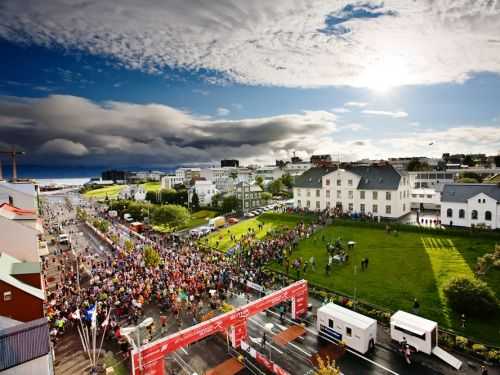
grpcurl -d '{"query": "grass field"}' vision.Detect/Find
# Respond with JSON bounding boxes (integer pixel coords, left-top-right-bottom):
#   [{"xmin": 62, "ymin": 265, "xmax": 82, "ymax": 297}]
[
  {"xmin": 205, "ymin": 213, "xmax": 312, "ymax": 252},
  {"xmin": 83, "ymin": 185, "xmax": 124, "ymax": 199},
  {"xmin": 153, "ymin": 209, "xmax": 218, "ymax": 233},
  {"xmin": 142, "ymin": 181, "xmax": 161, "ymax": 192},
  {"xmin": 269, "ymin": 223, "xmax": 500, "ymax": 345}
]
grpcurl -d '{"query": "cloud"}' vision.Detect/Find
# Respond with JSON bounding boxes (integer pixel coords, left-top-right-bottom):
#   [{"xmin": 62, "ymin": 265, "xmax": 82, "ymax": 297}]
[
  {"xmin": 0, "ymin": 1, "xmax": 499, "ymax": 88},
  {"xmin": 345, "ymin": 101, "xmax": 368, "ymax": 108},
  {"xmin": 342, "ymin": 123, "xmax": 366, "ymax": 131},
  {"xmin": 0, "ymin": 94, "xmax": 337, "ymax": 166},
  {"xmin": 39, "ymin": 138, "xmax": 89, "ymax": 156},
  {"xmin": 216, "ymin": 107, "xmax": 230, "ymax": 116},
  {"xmin": 332, "ymin": 107, "xmax": 350, "ymax": 113},
  {"xmin": 362, "ymin": 110, "xmax": 408, "ymax": 118},
  {"xmin": 192, "ymin": 89, "xmax": 209, "ymax": 96}
]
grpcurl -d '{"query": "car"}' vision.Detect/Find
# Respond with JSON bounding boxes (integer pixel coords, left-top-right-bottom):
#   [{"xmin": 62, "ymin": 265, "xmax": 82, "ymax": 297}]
[{"xmin": 244, "ymin": 212, "xmax": 255, "ymax": 218}]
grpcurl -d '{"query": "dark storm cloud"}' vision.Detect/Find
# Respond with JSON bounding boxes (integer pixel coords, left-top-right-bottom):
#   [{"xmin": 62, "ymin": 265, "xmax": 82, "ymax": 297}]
[{"xmin": 0, "ymin": 95, "xmax": 337, "ymax": 166}]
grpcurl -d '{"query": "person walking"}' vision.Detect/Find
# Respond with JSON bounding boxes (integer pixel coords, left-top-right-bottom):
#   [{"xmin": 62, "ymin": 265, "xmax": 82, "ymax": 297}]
[
  {"xmin": 481, "ymin": 365, "xmax": 489, "ymax": 375},
  {"xmin": 309, "ymin": 256, "xmax": 316, "ymax": 272},
  {"xmin": 412, "ymin": 298, "xmax": 420, "ymax": 314}
]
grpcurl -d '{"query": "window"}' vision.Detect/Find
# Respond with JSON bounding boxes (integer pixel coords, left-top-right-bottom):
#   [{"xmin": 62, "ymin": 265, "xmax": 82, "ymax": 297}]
[
  {"xmin": 403, "ymin": 204, "xmax": 406, "ymax": 211},
  {"xmin": 297, "ymin": 200, "xmax": 301, "ymax": 207},
  {"xmin": 471, "ymin": 210, "xmax": 478, "ymax": 220},
  {"xmin": 459, "ymin": 209, "xmax": 465, "ymax": 218},
  {"xmin": 316, "ymin": 189, "xmax": 320, "ymax": 197},
  {"xmin": 485, "ymin": 211, "xmax": 492, "ymax": 221},
  {"xmin": 348, "ymin": 190, "xmax": 353, "ymax": 199},
  {"xmin": 336, "ymin": 179, "xmax": 341, "ymax": 186},
  {"xmin": 3, "ymin": 291, "xmax": 12, "ymax": 301},
  {"xmin": 412, "ymin": 194, "xmax": 417, "ymax": 198},
  {"xmin": 346, "ymin": 327, "xmax": 352, "ymax": 337},
  {"xmin": 447, "ymin": 208, "xmax": 453, "ymax": 218},
  {"xmin": 427, "ymin": 195, "xmax": 433, "ymax": 199},
  {"xmin": 326, "ymin": 201, "xmax": 330, "ymax": 209},
  {"xmin": 478, "ymin": 198, "xmax": 481, "ymax": 203},
  {"xmin": 316, "ymin": 201, "xmax": 320, "ymax": 209},
  {"xmin": 360, "ymin": 204, "xmax": 365, "ymax": 213},
  {"xmin": 372, "ymin": 204, "xmax": 378, "ymax": 213},
  {"xmin": 348, "ymin": 179, "xmax": 353, "ymax": 186},
  {"xmin": 385, "ymin": 205, "xmax": 391, "ymax": 214},
  {"xmin": 328, "ymin": 319, "xmax": 334, "ymax": 329},
  {"xmin": 326, "ymin": 190, "xmax": 330, "ymax": 198},
  {"xmin": 326, "ymin": 179, "xmax": 330, "ymax": 186},
  {"xmin": 337, "ymin": 190, "xmax": 341, "ymax": 198},
  {"xmin": 373, "ymin": 191, "xmax": 378, "ymax": 200},
  {"xmin": 306, "ymin": 200, "xmax": 311, "ymax": 208},
  {"xmin": 297, "ymin": 189, "xmax": 301, "ymax": 196},
  {"xmin": 394, "ymin": 325, "xmax": 426, "ymax": 341},
  {"xmin": 8, "ymin": 196, "xmax": 14, "ymax": 205},
  {"xmin": 386, "ymin": 192, "xmax": 391, "ymax": 200},
  {"xmin": 360, "ymin": 191, "xmax": 365, "ymax": 199},
  {"xmin": 307, "ymin": 190, "xmax": 311, "ymax": 197},
  {"xmin": 348, "ymin": 203, "xmax": 353, "ymax": 211},
  {"xmin": 419, "ymin": 194, "xmax": 424, "ymax": 198}
]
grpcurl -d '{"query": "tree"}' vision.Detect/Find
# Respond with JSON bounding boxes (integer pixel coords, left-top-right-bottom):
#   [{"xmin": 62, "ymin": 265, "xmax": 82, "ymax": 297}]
[
  {"xmin": 221, "ymin": 195, "xmax": 240, "ymax": 213},
  {"xmin": 146, "ymin": 191, "xmax": 159, "ymax": 204},
  {"xmin": 443, "ymin": 277, "xmax": 499, "ymax": 317},
  {"xmin": 314, "ymin": 355, "xmax": 341, "ymax": 375},
  {"xmin": 144, "ymin": 245, "xmax": 161, "ymax": 268},
  {"xmin": 457, "ymin": 177, "xmax": 479, "ymax": 183},
  {"xmin": 269, "ymin": 179, "xmax": 284, "ymax": 195},
  {"xmin": 255, "ymin": 176, "xmax": 264, "ymax": 190},
  {"xmin": 151, "ymin": 204, "xmax": 189, "ymax": 227},
  {"xmin": 191, "ymin": 190, "xmax": 200, "ymax": 210},
  {"xmin": 460, "ymin": 171, "xmax": 482, "ymax": 183},
  {"xmin": 407, "ymin": 158, "xmax": 431, "ymax": 171},
  {"xmin": 124, "ymin": 239, "xmax": 134, "ymax": 253},
  {"xmin": 211, "ymin": 193, "xmax": 223, "ymax": 208},
  {"xmin": 463, "ymin": 154, "xmax": 475, "ymax": 166},
  {"xmin": 261, "ymin": 192, "xmax": 273, "ymax": 204},
  {"xmin": 281, "ymin": 173, "xmax": 293, "ymax": 189}
]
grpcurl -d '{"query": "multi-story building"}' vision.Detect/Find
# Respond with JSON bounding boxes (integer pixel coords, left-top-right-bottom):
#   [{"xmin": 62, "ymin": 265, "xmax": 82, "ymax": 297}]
[
  {"xmin": 255, "ymin": 166, "xmax": 284, "ymax": 184},
  {"xmin": 160, "ymin": 174, "xmax": 184, "ymax": 190},
  {"xmin": 294, "ymin": 164, "xmax": 411, "ymax": 219},
  {"xmin": 176, "ymin": 168, "xmax": 201, "ymax": 184},
  {"xmin": 0, "ymin": 182, "xmax": 39, "ymax": 212},
  {"xmin": 189, "ymin": 180, "xmax": 219, "ymax": 207},
  {"xmin": 408, "ymin": 171, "xmax": 455, "ymax": 210},
  {"xmin": 283, "ymin": 162, "xmax": 312, "ymax": 177},
  {"xmin": 440, "ymin": 184, "xmax": 500, "ymax": 229},
  {"xmin": 233, "ymin": 182, "xmax": 263, "ymax": 211}
]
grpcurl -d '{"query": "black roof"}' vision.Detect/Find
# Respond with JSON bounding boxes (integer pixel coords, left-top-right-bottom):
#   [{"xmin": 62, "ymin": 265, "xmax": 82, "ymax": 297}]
[
  {"xmin": 294, "ymin": 167, "xmax": 337, "ymax": 188},
  {"xmin": 347, "ymin": 165, "xmax": 404, "ymax": 190},
  {"xmin": 441, "ymin": 184, "xmax": 500, "ymax": 203}
]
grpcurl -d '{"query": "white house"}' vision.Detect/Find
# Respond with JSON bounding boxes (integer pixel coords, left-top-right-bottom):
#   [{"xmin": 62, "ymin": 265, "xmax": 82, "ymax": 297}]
[
  {"xmin": 294, "ymin": 164, "xmax": 411, "ymax": 219},
  {"xmin": 0, "ymin": 182, "xmax": 38, "ymax": 212},
  {"xmin": 440, "ymin": 184, "xmax": 500, "ymax": 229},
  {"xmin": 0, "ymin": 203, "xmax": 44, "ymax": 262},
  {"xmin": 190, "ymin": 180, "xmax": 219, "ymax": 207}
]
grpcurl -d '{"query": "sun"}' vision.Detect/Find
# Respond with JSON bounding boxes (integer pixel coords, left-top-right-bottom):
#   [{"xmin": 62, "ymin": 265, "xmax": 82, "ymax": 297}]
[{"xmin": 359, "ymin": 55, "xmax": 409, "ymax": 93}]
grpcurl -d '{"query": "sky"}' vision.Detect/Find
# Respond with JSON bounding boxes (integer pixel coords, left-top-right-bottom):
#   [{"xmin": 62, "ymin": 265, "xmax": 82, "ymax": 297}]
[{"xmin": 0, "ymin": 0, "xmax": 499, "ymax": 170}]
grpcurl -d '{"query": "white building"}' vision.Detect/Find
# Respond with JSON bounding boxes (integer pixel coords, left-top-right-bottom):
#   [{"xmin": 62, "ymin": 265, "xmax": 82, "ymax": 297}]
[
  {"xmin": 293, "ymin": 165, "xmax": 411, "ymax": 219},
  {"xmin": 410, "ymin": 188, "xmax": 441, "ymax": 210},
  {"xmin": 0, "ymin": 182, "xmax": 38, "ymax": 212},
  {"xmin": 255, "ymin": 166, "xmax": 284, "ymax": 184},
  {"xmin": 200, "ymin": 167, "xmax": 254, "ymax": 193},
  {"xmin": 440, "ymin": 184, "xmax": 500, "ymax": 229},
  {"xmin": 408, "ymin": 171, "xmax": 455, "ymax": 210},
  {"xmin": 283, "ymin": 162, "xmax": 312, "ymax": 177},
  {"xmin": 0, "ymin": 203, "xmax": 44, "ymax": 262},
  {"xmin": 175, "ymin": 167, "xmax": 201, "ymax": 184},
  {"xmin": 189, "ymin": 180, "xmax": 219, "ymax": 206},
  {"xmin": 160, "ymin": 174, "xmax": 184, "ymax": 190}
]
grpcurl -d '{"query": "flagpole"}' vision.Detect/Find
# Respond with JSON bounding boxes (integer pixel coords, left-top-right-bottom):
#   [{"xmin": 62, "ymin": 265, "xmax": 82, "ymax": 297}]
[{"xmin": 96, "ymin": 307, "xmax": 112, "ymax": 364}]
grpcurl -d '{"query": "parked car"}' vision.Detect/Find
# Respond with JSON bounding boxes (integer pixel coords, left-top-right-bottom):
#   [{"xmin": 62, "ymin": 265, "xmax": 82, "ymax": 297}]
[{"xmin": 244, "ymin": 212, "xmax": 255, "ymax": 218}]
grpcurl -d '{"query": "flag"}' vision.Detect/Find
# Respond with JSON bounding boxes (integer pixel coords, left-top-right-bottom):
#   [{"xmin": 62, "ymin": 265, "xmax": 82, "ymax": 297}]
[
  {"xmin": 85, "ymin": 305, "xmax": 96, "ymax": 323},
  {"xmin": 91, "ymin": 306, "xmax": 97, "ymax": 329}
]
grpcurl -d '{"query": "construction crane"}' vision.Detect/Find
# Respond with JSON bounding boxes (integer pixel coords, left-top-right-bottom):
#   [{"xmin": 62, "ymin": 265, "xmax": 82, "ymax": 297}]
[{"xmin": 0, "ymin": 147, "xmax": 26, "ymax": 181}]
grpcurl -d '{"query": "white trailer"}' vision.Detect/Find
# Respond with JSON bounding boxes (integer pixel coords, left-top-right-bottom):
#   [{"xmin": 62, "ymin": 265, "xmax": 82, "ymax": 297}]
[
  {"xmin": 390, "ymin": 310, "xmax": 462, "ymax": 370},
  {"xmin": 317, "ymin": 303, "xmax": 377, "ymax": 354}
]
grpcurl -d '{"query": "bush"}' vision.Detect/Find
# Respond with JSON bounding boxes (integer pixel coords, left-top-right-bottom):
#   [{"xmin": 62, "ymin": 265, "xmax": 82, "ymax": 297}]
[
  {"xmin": 443, "ymin": 277, "xmax": 499, "ymax": 317},
  {"xmin": 151, "ymin": 204, "xmax": 189, "ymax": 227},
  {"xmin": 144, "ymin": 245, "xmax": 161, "ymax": 268},
  {"xmin": 472, "ymin": 344, "xmax": 487, "ymax": 354},
  {"xmin": 455, "ymin": 336, "xmax": 468, "ymax": 350}
]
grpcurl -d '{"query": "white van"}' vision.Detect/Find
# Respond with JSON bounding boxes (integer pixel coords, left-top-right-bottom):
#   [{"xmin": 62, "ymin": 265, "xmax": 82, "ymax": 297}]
[
  {"xmin": 317, "ymin": 303, "xmax": 377, "ymax": 354},
  {"xmin": 390, "ymin": 310, "xmax": 437, "ymax": 354}
]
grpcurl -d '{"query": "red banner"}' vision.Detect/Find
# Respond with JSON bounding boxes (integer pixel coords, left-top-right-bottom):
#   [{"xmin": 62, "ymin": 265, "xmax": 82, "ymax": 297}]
[{"xmin": 132, "ymin": 280, "xmax": 308, "ymax": 374}]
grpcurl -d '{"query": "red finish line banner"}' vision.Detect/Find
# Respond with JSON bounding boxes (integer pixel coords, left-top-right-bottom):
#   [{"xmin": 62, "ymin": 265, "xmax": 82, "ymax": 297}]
[{"xmin": 131, "ymin": 280, "xmax": 308, "ymax": 375}]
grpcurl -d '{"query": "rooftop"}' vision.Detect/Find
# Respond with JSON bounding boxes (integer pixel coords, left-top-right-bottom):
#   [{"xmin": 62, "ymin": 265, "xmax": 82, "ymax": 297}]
[
  {"xmin": 294, "ymin": 166, "xmax": 337, "ymax": 188},
  {"xmin": 441, "ymin": 183, "xmax": 500, "ymax": 203},
  {"xmin": 0, "ymin": 203, "xmax": 37, "ymax": 220},
  {"xmin": 0, "ymin": 253, "xmax": 44, "ymax": 300}
]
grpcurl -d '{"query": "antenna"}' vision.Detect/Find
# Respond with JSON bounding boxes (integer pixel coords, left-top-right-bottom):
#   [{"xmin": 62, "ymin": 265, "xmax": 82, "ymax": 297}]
[{"xmin": 0, "ymin": 146, "xmax": 26, "ymax": 181}]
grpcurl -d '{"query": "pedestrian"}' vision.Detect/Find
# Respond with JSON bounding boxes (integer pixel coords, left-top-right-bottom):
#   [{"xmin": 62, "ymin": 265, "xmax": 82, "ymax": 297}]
[
  {"xmin": 325, "ymin": 263, "xmax": 331, "ymax": 276},
  {"xmin": 303, "ymin": 261, "xmax": 308, "ymax": 274},
  {"xmin": 460, "ymin": 313, "xmax": 466, "ymax": 328},
  {"xmin": 361, "ymin": 258, "xmax": 365, "ymax": 271},
  {"xmin": 262, "ymin": 332, "xmax": 267, "ymax": 348},
  {"xmin": 365, "ymin": 257, "xmax": 369, "ymax": 270},
  {"xmin": 309, "ymin": 256, "xmax": 316, "ymax": 272},
  {"xmin": 412, "ymin": 298, "xmax": 420, "ymax": 315},
  {"xmin": 279, "ymin": 304, "xmax": 285, "ymax": 324},
  {"xmin": 481, "ymin": 365, "xmax": 489, "ymax": 375}
]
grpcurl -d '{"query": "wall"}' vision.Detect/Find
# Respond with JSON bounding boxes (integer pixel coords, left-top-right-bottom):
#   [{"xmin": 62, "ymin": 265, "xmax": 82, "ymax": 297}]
[
  {"xmin": 13, "ymin": 273, "xmax": 42, "ymax": 289},
  {"xmin": 0, "ymin": 217, "xmax": 39, "ymax": 262},
  {"xmin": 440, "ymin": 193, "xmax": 499, "ymax": 229},
  {"xmin": 0, "ymin": 281, "xmax": 44, "ymax": 322}
]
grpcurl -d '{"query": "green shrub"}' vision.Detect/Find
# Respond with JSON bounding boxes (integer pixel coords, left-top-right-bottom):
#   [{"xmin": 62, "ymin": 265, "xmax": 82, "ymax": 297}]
[
  {"xmin": 472, "ymin": 344, "xmax": 487, "ymax": 354},
  {"xmin": 144, "ymin": 245, "xmax": 161, "ymax": 268},
  {"xmin": 455, "ymin": 336, "xmax": 468, "ymax": 349},
  {"xmin": 443, "ymin": 277, "xmax": 499, "ymax": 317},
  {"xmin": 487, "ymin": 350, "xmax": 500, "ymax": 362}
]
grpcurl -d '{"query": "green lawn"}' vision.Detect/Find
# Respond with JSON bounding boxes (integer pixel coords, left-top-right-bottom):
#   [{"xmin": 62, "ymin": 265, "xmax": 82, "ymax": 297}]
[
  {"xmin": 205, "ymin": 213, "xmax": 311, "ymax": 252},
  {"xmin": 270, "ymin": 224, "xmax": 500, "ymax": 345},
  {"xmin": 142, "ymin": 181, "xmax": 161, "ymax": 192},
  {"xmin": 153, "ymin": 209, "xmax": 218, "ymax": 233},
  {"xmin": 83, "ymin": 185, "xmax": 125, "ymax": 199}
]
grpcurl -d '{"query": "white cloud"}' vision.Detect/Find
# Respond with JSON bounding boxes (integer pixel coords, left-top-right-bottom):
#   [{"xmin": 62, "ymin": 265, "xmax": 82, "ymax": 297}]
[
  {"xmin": 342, "ymin": 123, "xmax": 366, "ymax": 132},
  {"xmin": 0, "ymin": 1, "xmax": 498, "ymax": 88},
  {"xmin": 39, "ymin": 138, "xmax": 89, "ymax": 156},
  {"xmin": 192, "ymin": 89, "xmax": 209, "ymax": 96},
  {"xmin": 345, "ymin": 102, "xmax": 368, "ymax": 108},
  {"xmin": 216, "ymin": 107, "xmax": 230, "ymax": 116},
  {"xmin": 362, "ymin": 110, "xmax": 409, "ymax": 118},
  {"xmin": 332, "ymin": 107, "xmax": 350, "ymax": 113}
]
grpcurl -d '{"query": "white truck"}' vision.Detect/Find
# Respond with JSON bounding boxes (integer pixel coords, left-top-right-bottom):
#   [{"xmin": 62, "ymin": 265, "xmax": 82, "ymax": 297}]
[
  {"xmin": 390, "ymin": 310, "xmax": 462, "ymax": 370},
  {"xmin": 208, "ymin": 216, "xmax": 225, "ymax": 229},
  {"xmin": 317, "ymin": 303, "xmax": 377, "ymax": 354}
]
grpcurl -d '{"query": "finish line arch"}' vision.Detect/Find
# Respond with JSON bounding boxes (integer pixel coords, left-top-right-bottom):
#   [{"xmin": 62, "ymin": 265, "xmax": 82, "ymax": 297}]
[{"xmin": 131, "ymin": 280, "xmax": 308, "ymax": 375}]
